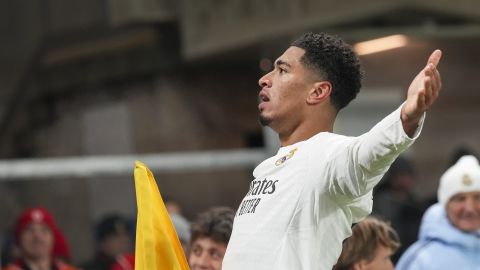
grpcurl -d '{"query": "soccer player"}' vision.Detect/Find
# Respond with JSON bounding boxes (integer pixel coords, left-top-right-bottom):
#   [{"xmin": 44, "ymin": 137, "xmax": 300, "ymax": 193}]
[{"xmin": 222, "ymin": 32, "xmax": 442, "ymax": 270}]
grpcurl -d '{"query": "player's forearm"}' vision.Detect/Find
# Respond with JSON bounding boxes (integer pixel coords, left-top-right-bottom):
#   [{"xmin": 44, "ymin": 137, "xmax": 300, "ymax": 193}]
[
  {"xmin": 357, "ymin": 104, "xmax": 423, "ymax": 184},
  {"xmin": 330, "ymin": 104, "xmax": 423, "ymax": 197}
]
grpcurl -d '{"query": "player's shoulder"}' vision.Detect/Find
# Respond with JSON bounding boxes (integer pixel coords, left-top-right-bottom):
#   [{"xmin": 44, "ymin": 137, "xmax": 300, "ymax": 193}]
[{"xmin": 305, "ymin": 132, "xmax": 355, "ymax": 153}]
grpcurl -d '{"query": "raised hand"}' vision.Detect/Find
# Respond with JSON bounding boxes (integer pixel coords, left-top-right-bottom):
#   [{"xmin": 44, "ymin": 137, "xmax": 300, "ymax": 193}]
[{"xmin": 401, "ymin": 50, "xmax": 442, "ymax": 137}]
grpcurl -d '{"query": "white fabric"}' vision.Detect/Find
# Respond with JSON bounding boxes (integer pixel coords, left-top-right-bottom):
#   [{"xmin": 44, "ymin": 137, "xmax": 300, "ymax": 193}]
[
  {"xmin": 437, "ymin": 155, "xmax": 480, "ymax": 206},
  {"xmin": 222, "ymin": 104, "xmax": 424, "ymax": 270}
]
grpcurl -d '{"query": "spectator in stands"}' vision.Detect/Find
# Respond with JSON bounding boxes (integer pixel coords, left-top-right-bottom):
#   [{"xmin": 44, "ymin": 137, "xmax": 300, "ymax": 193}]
[
  {"xmin": 396, "ymin": 155, "xmax": 480, "ymax": 269},
  {"xmin": 2, "ymin": 207, "xmax": 78, "ymax": 270},
  {"xmin": 372, "ymin": 156, "xmax": 424, "ymax": 261},
  {"xmin": 164, "ymin": 196, "xmax": 184, "ymax": 216},
  {"xmin": 188, "ymin": 207, "xmax": 235, "ymax": 270},
  {"xmin": 164, "ymin": 196, "xmax": 191, "ymax": 252},
  {"xmin": 447, "ymin": 146, "xmax": 478, "ymax": 168},
  {"xmin": 333, "ymin": 216, "xmax": 400, "ymax": 270},
  {"xmin": 171, "ymin": 213, "xmax": 191, "ymax": 254},
  {"xmin": 109, "ymin": 253, "xmax": 134, "ymax": 270},
  {"xmin": 82, "ymin": 214, "xmax": 132, "ymax": 270},
  {"xmin": 1, "ymin": 231, "xmax": 20, "ymax": 268},
  {"xmin": 424, "ymin": 145, "xmax": 479, "ymax": 207}
]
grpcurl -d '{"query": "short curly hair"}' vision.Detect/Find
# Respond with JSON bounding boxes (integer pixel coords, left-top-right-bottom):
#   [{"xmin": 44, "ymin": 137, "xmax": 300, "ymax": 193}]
[
  {"xmin": 190, "ymin": 207, "xmax": 235, "ymax": 245},
  {"xmin": 291, "ymin": 32, "xmax": 363, "ymax": 111}
]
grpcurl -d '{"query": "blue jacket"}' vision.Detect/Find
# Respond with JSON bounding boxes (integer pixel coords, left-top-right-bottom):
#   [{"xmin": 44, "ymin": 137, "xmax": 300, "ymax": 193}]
[{"xmin": 396, "ymin": 203, "xmax": 480, "ymax": 270}]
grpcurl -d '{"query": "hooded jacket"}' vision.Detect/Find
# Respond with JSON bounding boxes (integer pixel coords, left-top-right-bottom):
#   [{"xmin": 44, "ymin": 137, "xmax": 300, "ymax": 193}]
[{"xmin": 396, "ymin": 203, "xmax": 480, "ymax": 270}]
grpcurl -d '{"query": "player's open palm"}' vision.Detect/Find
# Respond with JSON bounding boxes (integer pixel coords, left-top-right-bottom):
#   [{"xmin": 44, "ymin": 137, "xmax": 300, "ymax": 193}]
[{"xmin": 403, "ymin": 50, "xmax": 442, "ymax": 122}]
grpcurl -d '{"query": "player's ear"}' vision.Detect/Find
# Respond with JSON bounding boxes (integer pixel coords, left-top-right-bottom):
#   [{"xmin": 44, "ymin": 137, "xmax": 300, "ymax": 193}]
[{"xmin": 306, "ymin": 81, "xmax": 332, "ymax": 105}]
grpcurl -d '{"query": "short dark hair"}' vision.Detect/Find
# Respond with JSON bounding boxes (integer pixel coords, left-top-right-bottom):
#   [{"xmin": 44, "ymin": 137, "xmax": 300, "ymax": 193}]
[
  {"xmin": 291, "ymin": 32, "xmax": 363, "ymax": 111},
  {"xmin": 190, "ymin": 207, "xmax": 235, "ymax": 245},
  {"xmin": 95, "ymin": 214, "xmax": 131, "ymax": 242}
]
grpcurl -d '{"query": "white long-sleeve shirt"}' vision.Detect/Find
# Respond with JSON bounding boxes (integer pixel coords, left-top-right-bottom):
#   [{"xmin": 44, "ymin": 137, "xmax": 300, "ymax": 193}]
[{"xmin": 222, "ymin": 105, "xmax": 424, "ymax": 270}]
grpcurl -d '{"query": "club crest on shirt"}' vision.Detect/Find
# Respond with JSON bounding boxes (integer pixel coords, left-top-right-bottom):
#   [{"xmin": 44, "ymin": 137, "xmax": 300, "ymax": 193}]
[{"xmin": 275, "ymin": 148, "xmax": 298, "ymax": 166}]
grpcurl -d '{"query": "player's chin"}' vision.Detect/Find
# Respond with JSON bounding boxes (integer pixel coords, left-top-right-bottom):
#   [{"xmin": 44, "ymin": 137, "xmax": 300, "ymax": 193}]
[{"xmin": 258, "ymin": 113, "xmax": 272, "ymax": 126}]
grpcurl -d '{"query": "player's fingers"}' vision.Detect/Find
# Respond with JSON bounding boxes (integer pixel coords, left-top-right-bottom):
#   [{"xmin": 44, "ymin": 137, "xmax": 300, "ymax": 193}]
[
  {"xmin": 429, "ymin": 69, "xmax": 441, "ymax": 103},
  {"xmin": 423, "ymin": 63, "xmax": 435, "ymax": 81},
  {"xmin": 423, "ymin": 77, "xmax": 432, "ymax": 105},
  {"xmin": 434, "ymin": 69, "xmax": 442, "ymax": 91},
  {"xmin": 430, "ymin": 68, "xmax": 440, "ymax": 94},
  {"xmin": 427, "ymin": 49, "xmax": 442, "ymax": 67},
  {"xmin": 417, "ymin": 91, "xmax": 426, "ymax": 109}
]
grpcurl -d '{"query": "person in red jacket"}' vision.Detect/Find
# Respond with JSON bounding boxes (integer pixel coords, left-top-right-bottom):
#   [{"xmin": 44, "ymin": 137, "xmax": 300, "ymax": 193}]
[{"xmin": 2, "ymin": 207, "xmax": 78, "ymax": 270}]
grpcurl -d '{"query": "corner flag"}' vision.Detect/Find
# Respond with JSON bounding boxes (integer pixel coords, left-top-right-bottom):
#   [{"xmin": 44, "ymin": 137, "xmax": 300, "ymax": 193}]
[{"xmin": 134, "ymin": 161, "xmax": 190, "ymax": 270}]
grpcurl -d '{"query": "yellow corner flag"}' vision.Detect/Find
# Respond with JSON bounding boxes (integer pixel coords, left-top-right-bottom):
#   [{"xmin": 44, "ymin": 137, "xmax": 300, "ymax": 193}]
[{"xmin": 134, "ymin": 161, "xmax": 190, "ymax": 270}]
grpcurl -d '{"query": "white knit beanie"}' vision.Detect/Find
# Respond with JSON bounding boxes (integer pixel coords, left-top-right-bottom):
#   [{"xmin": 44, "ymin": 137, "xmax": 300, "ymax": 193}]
[{"xmin": 438, "ymin": 155, "xmax": 480, "ymax": 206}]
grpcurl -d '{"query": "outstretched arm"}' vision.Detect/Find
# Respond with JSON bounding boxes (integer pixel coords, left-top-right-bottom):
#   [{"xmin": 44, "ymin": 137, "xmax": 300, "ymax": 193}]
[
  {"xmin": 324, "ymin": 50, "xmax": 443, "ymax": 201},
  {"xmin": 401, "ymin": 50, "xmax": 442, "ymax": 137}
]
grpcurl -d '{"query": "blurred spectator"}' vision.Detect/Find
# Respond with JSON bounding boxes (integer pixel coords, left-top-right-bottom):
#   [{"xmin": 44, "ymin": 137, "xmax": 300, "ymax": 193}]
[
  {"xmin": 447, "ymin": 146, "xmax": 478, "ymax": 167},
  {"xmin": 424, "ymin": 145, "xmax": 479, "ymax": 207},
  {"xmin": 164, "ymin": 196, "xmax": 191, "ymax": 252},
  {"xmin": 333, "ymin": 216, "xmax": 400, "ymax": 270},
  {"xmin": 108, "ymin": 209, "xmax": 191, "ymax": 270},
  {"xmin": 1, "ymin": 232, "xmax": 20, "ymax": 267},
  {"xmin": 2, "ymin": 207, "xmax": 78, "ymax": 270},
  {"xmin": 188, "ymin": 207, "xmax": 235, "ymax": 270},
  {"xmin": 396, "ymin": 155, "xmax": 480, "ymax": 269},
  {"xmin": 108, "ymin": 253, "xmax": 134, "ymax": 270},
  {"xmin": 171, "ymin": 213, "xmax": 191, "ymax": 254},
  {"xmin": 82, "ymin": 214, "xmax": 132, "ymax": 270},
  {"xmin": 164, "ymin": 196, "xmax": 184, "ymax": 216},
  {"xmin": 372, "ymin": 156, "xmax": 424, "ymax": 261}
]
